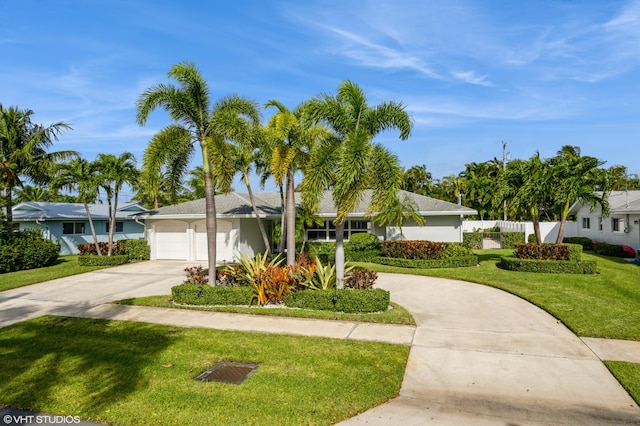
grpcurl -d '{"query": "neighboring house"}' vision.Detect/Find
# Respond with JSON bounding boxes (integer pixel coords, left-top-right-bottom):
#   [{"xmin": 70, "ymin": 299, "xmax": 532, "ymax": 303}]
[
  {"xmin": 570, "ymin": 191, "xmax": 640, "ymax": 251},
  {"xmin": 134, "ymin": 190, "xmax": 477, "ymax": 263},
  {"xmin": 12, "ymin": 202, "xmax": 147, "ymax": 255}
]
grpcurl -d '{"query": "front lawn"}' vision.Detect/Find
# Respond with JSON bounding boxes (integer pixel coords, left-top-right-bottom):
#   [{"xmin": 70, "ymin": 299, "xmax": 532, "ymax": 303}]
[
  {"xmin": 0, "ymin": 316, "xmax": 409, "ymax": 425},
  {"xmin": 356, "ymin": 250, "xmax": 640, "ymax": 341},
  {"xmin": 0, "ymin": 255, "xmax": 109, "ymax": 292}
]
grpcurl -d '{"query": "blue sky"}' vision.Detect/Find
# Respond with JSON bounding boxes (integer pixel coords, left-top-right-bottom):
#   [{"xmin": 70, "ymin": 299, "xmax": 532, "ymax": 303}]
[{"xmin": 2, "ymin": 0, "xmax": 639, "ymax": 199}]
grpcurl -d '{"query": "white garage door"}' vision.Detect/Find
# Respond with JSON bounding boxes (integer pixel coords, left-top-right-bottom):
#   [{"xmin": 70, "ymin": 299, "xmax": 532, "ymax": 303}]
[
  {"xmin": 195, "ymin": 220, "xmax": 233, "ymax": 262},
  {"xmin": 155, "ymin": 222, "xmax": 188, "ymax": 260}
]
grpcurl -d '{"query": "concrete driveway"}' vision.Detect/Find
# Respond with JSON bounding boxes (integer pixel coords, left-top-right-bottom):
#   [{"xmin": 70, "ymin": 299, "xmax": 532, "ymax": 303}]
[
  {"xmin": 340, "ymin": 273, "xmax": 640, "ymax": 425},
  {"xmin": 0, "ymin": 260, "xmax": 192, "ymax": 328}
]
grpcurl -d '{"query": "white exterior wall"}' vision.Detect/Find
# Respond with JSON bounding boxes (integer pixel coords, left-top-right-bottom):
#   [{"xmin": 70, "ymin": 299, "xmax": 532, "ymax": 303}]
[
  {"xmin": 387, "ymin": 216, "xmax": 463, "ymax": 242},
  {"xmin": 573, "ymin": 205, "xmax": 640, "ymax": 251},
  {"xmin": 236, "ymin": 218, "xmax": 267, "ymax": 258}
]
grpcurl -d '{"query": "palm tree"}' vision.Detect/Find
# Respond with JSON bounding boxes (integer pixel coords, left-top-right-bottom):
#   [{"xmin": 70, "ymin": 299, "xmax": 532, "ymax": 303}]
[
  {"xmin": 550, "ymin": 146, "xmax": 609, "ymax": 244},
  {"xmin": 95, "ymin": 152, "xmax": 139, "ymax": 256},
  {"xmin": 264, "ymin": 100, "xmax": 325, "ymax": 266},
  {"xmin": 54, "ymin": 158, "xmax": 103, "ymax": 255},
  {"xmin": 302, "ymin": 80, "xmax": 413, "ymax": 287},
  {"xmin": 15, "ymin": 185, "xmax": 49, "ymax": 202},
  {"xmin": 371, "ymin": 194, "xmax": 424, "ymax": 238},
  {"xmin": 402, "ymin": 164, "xmax": 433, "ymax": 196},
  {"xmin": 498, "ymin": 154, "xmax": 552, "ymax": 243},
  {"xmin": 136, "ymin": 62, "xmax": 259, "ymax": 279},
  {"xmin": 0, "ymin": 104, "xmax": 75, "ymax": 223}
]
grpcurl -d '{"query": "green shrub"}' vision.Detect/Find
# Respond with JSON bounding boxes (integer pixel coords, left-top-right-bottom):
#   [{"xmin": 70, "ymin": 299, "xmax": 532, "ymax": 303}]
[
  {"xmin": 307, "ymin": 242, "xmax": 336, "ymax": 264},
  {"xmin": 593, "ymin": 242, "xmax": 627, "ymax": 257},
  {"xmin": 566, "ymin": 243, "xmax": 583, "ymax": 262},
  {"xmin": 527, "ymin": 233, "xmax": 537, "ymax": 243},
  {"xmin": 499, "ymin": 256, "xmax": 597, "ymax": 274},
  {"xmin": 124, "ymin": 239, "xmax": 150, "ymax": 260},
  {"xmin": 501, "ymin": 232, "xmax": 525, "ymax": 249},
  {"xmin": 77, "ymin": 254, "xmax": 129, "ymax": 266},
  {"xmin": 563, "ymin": 237, "xmax": 594, "ymax": 251},
  {"xmin": 284, "ymin": 289, "xmax": 390, "ymax": 313},
  {"xmin": 345, "ymin": 233, "xmax": 381, "ymax": 252},
  {"xmin": 346, "ymin": 249, "xmax": 383, "ymax": 262},
  {"xmin": 373, "ymin": 256, "xmax": 478, "ymax": 269},
  {"xmin": 0, "ymin": 229, "xmax": 59, "ymax": 273},
  {"xmin": 462, "ymin": 231, "xmax": 482, "ymax": 249},
  {"xmin": 382, "ymin": 240, "xmax": 447, "ymax": 260},
  {"xmin": 443, "ymin": 243, "xmax": 474, "ymax": 258},
  {"xmin": 172, "ymin": 284, "xmax": 254, "ymax": 305}
]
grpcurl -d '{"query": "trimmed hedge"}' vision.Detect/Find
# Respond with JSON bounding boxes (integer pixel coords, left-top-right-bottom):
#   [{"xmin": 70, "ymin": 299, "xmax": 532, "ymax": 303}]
[
  {"xmin": 499, "ymin": 256, "xmax": 597, "ymax": 274},
  {"xmin": 382, "ymin": 240, "xmax": 447, "ymax": 259},
  {"xmin": 124, "ymin": 239, "xmax": 150, "ymax": 260},
  {"xmin": 78, "ymin": 254, "xmax": 129, "ymax": 266},
  {"xmin": 514, "ymin": 243, "xmax": 583, "ymax": 262},
  {"xmin": 345, "ymin": 233, "xmax": 381, "ymax": 252},
  {"xmin": 284, "ymin": 289, "xmax": 390, "ymax": 313},
  {"xmin": 346, "ymin": 249, "xmax": 383, "ymax": 262},
  {"xmin": 501, "ymin": 232, "xmax": 525, "ymax": 249},
  {"xmin": 462, "ymin": 231, "xmax": 482, "ymax": 249},
  {"xmin": 563, "ymin": 237, "xmax": 594, "ymax": 251},
  {"xmin": 0, "ymin": 229, "xmax": 59, "ymax": 273},
  {"xmin": 172, "ymin": 284, "xmax": 254, "ymax": 306},
  {"xmin": 373, "ymin": 256, "xmax": 478, "ymax": 269},
  {"xmin": 593, "ymin": 242, "xmax": 628, "ymax": 258},
  {"xmin": 306, "ymin": 241, "xmax": 382, "ymax": 263}
]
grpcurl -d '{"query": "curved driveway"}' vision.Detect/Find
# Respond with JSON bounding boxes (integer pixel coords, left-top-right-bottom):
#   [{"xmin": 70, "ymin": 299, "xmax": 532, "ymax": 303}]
[{"xmin": 1, "ymin": 263, "xmax": 639, "ymax": 424}]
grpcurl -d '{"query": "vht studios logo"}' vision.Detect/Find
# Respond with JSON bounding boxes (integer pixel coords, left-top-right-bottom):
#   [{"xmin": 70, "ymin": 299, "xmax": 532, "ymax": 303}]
[{"xmin": 3, "ymin": 415, "xmax": 81, "ymax": 424}]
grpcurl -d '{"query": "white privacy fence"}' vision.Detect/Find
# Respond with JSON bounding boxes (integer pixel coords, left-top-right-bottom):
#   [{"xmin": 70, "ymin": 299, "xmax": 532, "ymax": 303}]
[{"xmin": 462, "ymin": 220, "xmax": 578, "ymax": 243}]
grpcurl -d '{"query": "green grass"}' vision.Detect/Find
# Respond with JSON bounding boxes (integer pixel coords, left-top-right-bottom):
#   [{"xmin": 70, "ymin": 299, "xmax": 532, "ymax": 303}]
[
  {"xmin": 355, "ymin": 250, "xmax": 640, "ymax": 341},
  {"xmin": 0, "ymin": 316, "xmax": 409, "ymax": 425},
  {"xmin": 605, "ymin": 362, "xmax": 640, "ymax": 404},
  {"xmin": 0, "ymin": 255, "xmax": 109, "ymax": 292},
  {"xmin": 115, "ymin": 296, "xmax": 416, "ymax": 325}
]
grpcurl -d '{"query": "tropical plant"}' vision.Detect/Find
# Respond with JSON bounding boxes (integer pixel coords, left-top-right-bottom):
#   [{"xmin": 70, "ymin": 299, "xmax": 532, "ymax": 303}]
[
  {"xmin": 402, "ymin": 164, "xmax": 433, "ymax": 196},
  {"xmin": 136, "ymin": 62, "xmax": 259, "ymax": 280},
  {"xmin": 95, "ymin": 152, "xmax": 139, "ymax": 256},
  {"xmin": 309, "ymin": 257, "xmax": 337, "ymax": 290},
  {"xmin": 371, "ymin": 194, "xmax": 424, "ymax": 238},
  {"xmin": 54, "ymin": 158, "xmax": 103, "ymax": 255},
  {"xmin": 302, "ymin": 80, "xmax": 413, "ymax": 288},
  {"xmin": 0, "ymin": 104, "xmax": 75, "ymax": 223},
  {"xmin": 264, "ymin": 100, "xmax": 327, "ymax": 265},
  {"xmin": 549, "ymin": 146, "xmax": 609, "ymax": 244}
]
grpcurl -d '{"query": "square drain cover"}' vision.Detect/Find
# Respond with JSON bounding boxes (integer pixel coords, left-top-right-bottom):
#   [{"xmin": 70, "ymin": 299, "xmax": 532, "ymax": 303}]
[{"xmin": 195, "ymin": 362, "xmax": 259, "ymax": 385}]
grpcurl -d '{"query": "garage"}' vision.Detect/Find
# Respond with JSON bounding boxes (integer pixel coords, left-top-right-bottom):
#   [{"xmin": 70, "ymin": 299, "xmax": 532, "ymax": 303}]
[
  {"xmin": 155, "ymin": 221, "xmax": 188, "ymax": 260},
  {"xmin": 195, "ymin": 219, "xmax": 233, "ymax": 262}
]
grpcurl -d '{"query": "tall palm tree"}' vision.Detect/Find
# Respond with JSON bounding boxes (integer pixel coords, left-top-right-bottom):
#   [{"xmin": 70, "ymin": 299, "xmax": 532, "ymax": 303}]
[
  {"xmin": 550, "ymin": 146, "xmax": 609, "ymax": 243},
  {"xmin": 302, "ymin": 80, "xmax": 413, "ymax": 287},
  {"xmin": 54, "ymin": 158, "xmax": 103, "ymax": 254},
  {"xmin": 95, "ymin": 152, "xmax": 139, "ymax": 256},
  {"xmin": 0, "ymin": 104, "xmax": 75, "ymax": 223},
  {"xmin": 264, "ymin": 100, "xmax": 326, "ymax": 266},
  {"xmin": 136, "ymin": 62, "xmax": 259, "ymax": 279}
]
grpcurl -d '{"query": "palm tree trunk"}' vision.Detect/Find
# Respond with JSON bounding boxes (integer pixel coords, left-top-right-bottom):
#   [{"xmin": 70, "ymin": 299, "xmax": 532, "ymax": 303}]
[
  {"xmin": 555, "ymin": 202, "xmax": 569, "ymax": 244},
  {"xmin": 335, "ymin": 221, "xmax": 345, "ymax": 289},
  {"xmin": 286, "ymin": 169, "xmax": 296, "ymax": 266},
  {"xmin": 84, "ymin": 202, "xmax": 102, "ymax": 256},
  {"xmin": 278, "ymin": 184, "xmax": 286, "ymax": 254},
  {"xmin": 5, "ymin": 186, "xmax": 14, "ymax": 224},
  {"xmin": 244, "ymin": 172, "xmax": 270, "ymax": 256},
  {"xmin": 533, "ymin": 216, "xmax": 542, "ymax": 244},
  {"xmin": 106, "ymin": 196, "xmax": 114, "ymax": 256},
  {"xmin": 108, "ymin": 190, "xmax": 119, "ymax": 256},
  {"xmin": 201, "ymin": 147, "xmax": 217, "ymax": 285}
]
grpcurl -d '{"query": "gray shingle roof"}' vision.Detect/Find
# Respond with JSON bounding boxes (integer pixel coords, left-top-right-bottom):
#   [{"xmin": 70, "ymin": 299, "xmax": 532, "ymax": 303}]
[
  {"xmin": 12, "ymin": 202, "xmax": 147, "ymax": 221},
  {"xmin": 570, "ymin": 191, "xmax": 640, "ymax": 215},
  {"xmin": 142, "ymin": 190, "xmax": 476, "ymax": 218}
]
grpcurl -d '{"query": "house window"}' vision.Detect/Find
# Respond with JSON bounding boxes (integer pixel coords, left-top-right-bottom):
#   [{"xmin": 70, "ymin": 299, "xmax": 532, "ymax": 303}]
[
  {"xmin": 105, "ymin": 221, "xmax": 124, "ymax": 233},
  {"xmin": 598, "ymin": 217, "xmax": 603, "ymax": 231},
  {"xmin": 582, "ymin": 217, "xmax": 590, "ymax": 229},
  {"xmin": 62, "ymin": 222, "xmax": 85, "ymax": 235},
  {"xmin": 306, "ymin": 220, "xmax": 370, "ymax": 241},
  {"xmin": 612, "ymin": 218, "xmax": 624, "ymax": 232}
]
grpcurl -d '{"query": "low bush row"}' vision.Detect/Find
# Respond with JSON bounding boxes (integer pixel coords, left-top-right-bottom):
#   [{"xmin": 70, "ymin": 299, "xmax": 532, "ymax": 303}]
[
  {"xmin": 0, "ymin": 229, "xmax": 59, "ymax": 273},
  {"xmin": 171, "ymin": 284, "xmax": 390, "ymax": 313},
  {"xmin": 78, "ymin": 254, "xmax": 129, "ymax": 266},
  {"xmin": 500, "ymin": 257, "xmax": 597, "ymax": 274},
  {"xmin": 592, "ymin": 242, "xmax": 631, "ymax": 258},
  {"xmin": 562, "ymin": 237, "xmax": 595, "ymax": 251},
  {"xmin": 77, "ymin": 240, "xmax": 150, "ymax": 261},
  {"xmin": 373, "ymin": 256, "xmax": 478, "ymax": 269},
  {"xmin": 514, "ymin": 243, "xmax": 582, "ymax": 261},
  {"xmin": 382, "ymin": 240, "xmax": 447, "ymax": 259}
]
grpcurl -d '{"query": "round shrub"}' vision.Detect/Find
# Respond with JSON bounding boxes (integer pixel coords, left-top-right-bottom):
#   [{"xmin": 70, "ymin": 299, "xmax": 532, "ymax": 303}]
[
  {"xmin": 0, "ymin": 229, "xmax": 59, "ymax": 273},
  {"xmin": 345, "ymin": 233, "xmax": 381, "ymax": 252}
]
